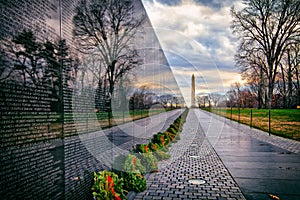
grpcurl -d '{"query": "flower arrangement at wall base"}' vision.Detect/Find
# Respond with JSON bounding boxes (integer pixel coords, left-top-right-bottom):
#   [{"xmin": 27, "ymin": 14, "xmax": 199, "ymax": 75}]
[
  {"xmin": 151, "ymin": 132, "xmax": 170, "ymax": 147},
  {"xmin": 137, "ymin": 152, "xmax": 159, "ymax": 172},
  {"xmin": 149, "ymin": 142, "xmax": 168, "ymax": 152},
  {"xmin": 121, "ymin": 171, "xmax": 146, "ymax": 192},
  {"xmin": 92, "ymin": 170, "xmax": 126, "ymax": 200},
  {"xmin": 118, "ymin": 154, "xmax": 147, "ymax": 192},
  {"xmin": 153, "ymin": 149, "xmax": 171, "ymax": 160},
  {"xmin": 91, "ymin": 109, "xmax": 189, "ymax": 198}
]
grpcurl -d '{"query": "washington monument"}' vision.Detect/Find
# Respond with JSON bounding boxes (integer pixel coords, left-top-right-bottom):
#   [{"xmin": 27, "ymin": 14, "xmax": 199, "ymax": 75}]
[{"xmin": 191, "ymin": 74, "xmax": 196, "ymax": 107}]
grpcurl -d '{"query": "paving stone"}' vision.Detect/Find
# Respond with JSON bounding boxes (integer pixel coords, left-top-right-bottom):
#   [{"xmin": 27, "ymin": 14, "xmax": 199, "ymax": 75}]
[
  {"xmin": 178, "ymin": 194, "xmax": 188, "ymax": 198},
  {"xmin": 207, "ymin": 111, "xmax": 300, "ymax": 154},
  {"xmin": 130, "ymin": 110, "xmax": 246, "ymax": 200}
]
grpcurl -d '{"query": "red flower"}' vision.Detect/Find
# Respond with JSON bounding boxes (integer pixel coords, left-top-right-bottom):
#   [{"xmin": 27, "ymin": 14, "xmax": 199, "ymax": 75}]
[
  {"xmin": 144, "ymin": 145, "xmax": 149, "ymax": 153},
  {"xmin": 107, "ymin": 175, "xmax": 122, "ymax": 200},
  {"xmin": 160, "ymin": 136, "xmax": 165, "ymax": 145},
  {"xmin": 110, "ymin": 187, "xmax": 116, "ymax": 194},
  {"xmin": 152, "ymin": 144, "xmax": 157, "ymax": 150},
  {"xmin": 107, "ymin": 175, "xmax": 115, "ymax": 189},
  {"xmin": 114, "ymin": 196, "xmax": 121, "ymax": 200},
  {"xmin": 107, "ymin": 175, "xmax": 112, "ymax": 182},
  {"xmin": 132, "ymin": 156, "xmax": 136, "ymax": 167},
  {"xmin": 111, "ymin": 188, "xmax": 121, "ymax": 200}
]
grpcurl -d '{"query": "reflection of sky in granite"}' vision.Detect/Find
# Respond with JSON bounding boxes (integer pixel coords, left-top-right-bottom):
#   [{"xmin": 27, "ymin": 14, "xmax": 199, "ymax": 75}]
[
  {"xmin": 45, "ymin": 0, "xmax": 60, "ymax": 36},
  {"xmin": 0, "ymin": 0, "xmax": 185, "ymax": 102},
  {"xmin": 134, "ymin": 26, "xmax": 185, "ymax": 101},
  {"xmin": 0, "ymin": 0, "xmax": 62, "ymax": 40},
  {"xmin": 135, "ymin": 63, "xmax": 181, "ymax": 96}
]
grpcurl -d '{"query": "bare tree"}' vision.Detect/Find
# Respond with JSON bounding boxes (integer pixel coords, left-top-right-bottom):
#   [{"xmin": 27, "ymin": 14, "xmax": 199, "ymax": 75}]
[
  {"xmin": 73, "ymin": 0, "xmax": 144, "ymax": 125},
  {"xmin": 0, "ymin": 31, "xmax": 44, "ymax": 86},
  {"xmin": 197, "ymin": 95, "xmax": 208, "ymax": 108},
  {"xmin": 129, "ymin": 86, "xmax": 156, "ymax": 111},
  {"xmin": 231, "ymin": 0, "xmax": 300, "ymax": 108},
  {"xmin": 226, "ymin": 90, "xmax": 237, "ymax": 108},
  {"xmin": 227, "ymin": 82, "xmax": 243, "ymax": 108},
  {"xmin": 209, "ymin": 93, "xmax": 222, "ymax": 107},
  {"xmin": 279, "ymin": 44, "xmax": 300, "ymax": 107},
  {"xmin": 293, "ymin": 45, "xmax": 300, "ymax": 106},
  {"xmin": 159, "ymin": 94, "xmax": 174, "ymax": 108},
  {"xmin": 238, "ymin": 44, "xmax": 268, "ymax": 108},
  {"xmin": 172, "ymin": 96, "xmax": 183, "ymax": 108}
]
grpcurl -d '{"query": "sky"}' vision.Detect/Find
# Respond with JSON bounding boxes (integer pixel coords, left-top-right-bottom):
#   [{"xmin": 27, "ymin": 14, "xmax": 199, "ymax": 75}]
[{"xmin": 141, "ymin": 0, "xmax": 245, "ymax": 106}]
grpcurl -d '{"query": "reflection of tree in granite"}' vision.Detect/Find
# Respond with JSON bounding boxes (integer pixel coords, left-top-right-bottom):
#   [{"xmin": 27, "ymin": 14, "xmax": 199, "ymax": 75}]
[
  {"xmin": 73, "ymin": 0, "xmax": 145, "ymax": 126},
  {"xmin": 1, "ymin": 30, "xmax": 44, "ymax": 86},
  {"xmin": 0, "ymin": 30, "xmax": 80, "ymax": 114}
]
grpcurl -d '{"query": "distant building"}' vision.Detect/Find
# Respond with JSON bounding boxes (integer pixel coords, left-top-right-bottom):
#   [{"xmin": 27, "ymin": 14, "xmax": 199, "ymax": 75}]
[{"xmin": 191, "ymin": 74, "xmax": 197, "ymax": 108}]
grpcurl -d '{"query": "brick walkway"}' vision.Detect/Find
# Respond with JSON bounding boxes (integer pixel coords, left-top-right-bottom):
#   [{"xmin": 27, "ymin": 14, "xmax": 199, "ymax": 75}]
[{"xmin": 133, "ymin": 109, "xmax": 246, "ymax": 200}]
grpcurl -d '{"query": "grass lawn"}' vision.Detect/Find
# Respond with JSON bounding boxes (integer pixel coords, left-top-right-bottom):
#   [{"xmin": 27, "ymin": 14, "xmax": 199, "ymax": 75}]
[
  {"xmin": 95, "ymin": 108, "xmax": 174, "ymax": 129},
  {"xmin": 50, "ymin": 108, "xmax": 178, "ymax": 133},
  {"xmin": 203, "ymin": 108, "xmax": 300, "ymax": 141},
  {"xmin": 5, "ymin": 108, "xmax": 180, "ymax": 142}
]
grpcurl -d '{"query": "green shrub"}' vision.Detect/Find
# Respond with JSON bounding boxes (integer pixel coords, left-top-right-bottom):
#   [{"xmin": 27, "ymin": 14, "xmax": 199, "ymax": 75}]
[
  {"xmin": 132, "ymin": 144, "xmax": 150, "ymax": 154},
  {"xmin": 153, "ymin": 150, "xmax": 171, "ymax": 161},
  {"xmin": 92, "ymin": 109, "xmax": 189, "ymax": 198},
  {"xmin": 113, "ymin": 154, "xmax": 147, "ymax": 193},
  {"xmin": 92, "ymin": 170, "xmax": 126, "ymax": 200},
  {"xmin": 138, "ymin": 152, "xmax": 158, "ymax": 172},
  {"xmin": 149, "ymin": 142, "xmax": 169, "ymax": 152},
  {"xmin": 121, "ymin": 172, "xmax": 146, "ymax": 192},
  {"xmin": 122, "ymin": 154, "xmax": 145, "ymax": 175},
  {"xmin": 151, "ymin": 132, "xmax": 171, "ymax": 146},
  {"xmin": 169, "ymin": 125, "xmax": 178, "ymax": 133}
]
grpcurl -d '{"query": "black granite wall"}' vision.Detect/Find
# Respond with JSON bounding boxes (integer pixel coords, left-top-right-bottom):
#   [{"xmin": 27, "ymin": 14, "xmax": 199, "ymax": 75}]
[
  {"xmin": 0, "ymin": 0, "xmax": 106, "ymax": 199},
  {"xmin": 0, "ymin": 0, "xmax": 171, "ymax": 199},
  {"xmin": 0, "ymin": 83, "xmax": 64, "ymax": 199}
]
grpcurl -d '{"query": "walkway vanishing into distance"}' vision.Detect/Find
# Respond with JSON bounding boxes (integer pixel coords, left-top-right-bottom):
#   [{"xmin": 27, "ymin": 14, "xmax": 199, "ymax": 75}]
[
  {"xmin": 129, "ymin": 109, "xmax": 300, "ymax": 200},
  {"xmin": 78, "ymin": 109, "xmax": 184, "ymax": 169},
  {"xmin": 104, "ymin": 109, "xmax": 184, "ymax": 150}
]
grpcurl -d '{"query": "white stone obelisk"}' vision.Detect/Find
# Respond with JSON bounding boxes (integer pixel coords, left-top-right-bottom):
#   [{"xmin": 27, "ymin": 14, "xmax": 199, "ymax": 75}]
[{"xmin": 191, "ymin": 74, "xmax": 196, "ymax": 107}]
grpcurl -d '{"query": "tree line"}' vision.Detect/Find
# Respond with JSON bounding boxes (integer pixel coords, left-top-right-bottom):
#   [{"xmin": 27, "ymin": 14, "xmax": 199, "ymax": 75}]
[
  {"xmin": 231, "ymin": 0, "xmax": 300, "ymax": 109},
  {"xmin": 0, "ymin": 0, "xmax": 179, "ymax": 126},
  {"xmin": 72, "ymin": 0, "xmax": 145, "ymax": 123},
  {"xmin": 0, "ymin": 30, "xmax": 79, "ymax": 114}
]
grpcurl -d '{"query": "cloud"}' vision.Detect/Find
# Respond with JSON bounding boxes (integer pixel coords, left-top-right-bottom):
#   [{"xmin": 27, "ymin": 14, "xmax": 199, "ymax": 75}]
[
  {"xmin": 144, "ymin": 1, "xmax": 240, "ymax": 67},
  {"xmin": 134, "ymin": 63, "xmax": 183, "ymax": 96},
  {"xmin": 193, "ymin": 0, "xmax": 241, "ymax": 9},
  {"xmin": 141, "ymin": 0, "xmax": 243, "ymax": 106},
  {"xmin": 154, "ymin": 0, "xmax": 182, "ymax": 6}
]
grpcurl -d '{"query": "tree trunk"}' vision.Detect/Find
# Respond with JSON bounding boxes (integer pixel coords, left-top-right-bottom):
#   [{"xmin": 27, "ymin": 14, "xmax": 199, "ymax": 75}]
[
  {"xmin": 107, "ymin": 60, "xmax": 117, "ymax": 127},
  {"xmin": 267, "ymin": 59, "xmax": 276, "ymax": 109},
  {"xmin": 267, "ymin": 78, "xmax": 273, "ymax": 109},
  {"xmin": 295, "ymin": 66, "xmax": 300, "ymax": 106},
  {"xmin": 258, "ymin": 66, "xmax": 263, "ymax": 109},
  {"xmin": 287, "ymin": 52, "xmax": 293, "ymax": 108},
  {"xmin": 280, "ymin": 63, "xmax": 287, "ymax": 108}
]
